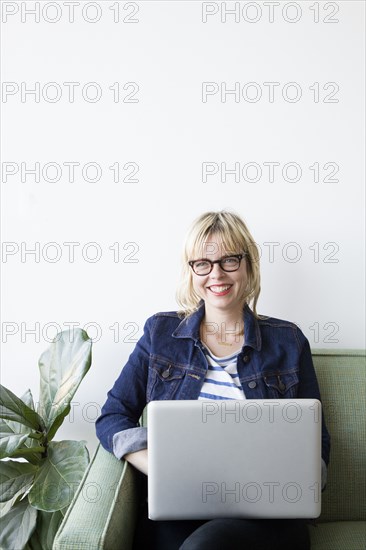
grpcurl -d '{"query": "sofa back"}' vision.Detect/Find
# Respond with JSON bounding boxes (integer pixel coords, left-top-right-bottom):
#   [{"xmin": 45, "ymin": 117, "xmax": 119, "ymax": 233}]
[{"xmin": 312, "ymin": 349, "xmax": 366, "ymax": 522}]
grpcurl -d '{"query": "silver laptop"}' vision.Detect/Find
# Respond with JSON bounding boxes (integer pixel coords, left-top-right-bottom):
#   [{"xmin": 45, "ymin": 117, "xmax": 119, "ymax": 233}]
[{"xmin": 147, "ymin": 399, "xmax": 322, "ymax": 520}]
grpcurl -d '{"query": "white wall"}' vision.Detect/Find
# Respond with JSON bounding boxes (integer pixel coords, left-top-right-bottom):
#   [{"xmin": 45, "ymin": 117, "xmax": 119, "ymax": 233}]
[{"xmin": 1, "ymin": 1, "xmax": 365, "ymax": 454}]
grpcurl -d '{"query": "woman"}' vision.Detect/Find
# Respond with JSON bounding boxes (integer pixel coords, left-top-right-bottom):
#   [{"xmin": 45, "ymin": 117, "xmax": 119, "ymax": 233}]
[{"xmin": 96, "ymin": 210, "xmax": 330, "ymax": 550}]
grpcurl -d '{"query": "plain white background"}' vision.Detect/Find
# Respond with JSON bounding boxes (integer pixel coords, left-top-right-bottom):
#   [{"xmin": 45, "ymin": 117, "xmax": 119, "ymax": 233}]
[{"xmin": 1, "ymin": 0, "xmax": 365, "ymax": 453}]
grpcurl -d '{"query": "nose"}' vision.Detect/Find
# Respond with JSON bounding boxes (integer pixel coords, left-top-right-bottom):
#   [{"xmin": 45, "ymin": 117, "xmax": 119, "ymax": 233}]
[{"xmin": 209, "ymin": 262, "xmax": 225, "ymax": 278}]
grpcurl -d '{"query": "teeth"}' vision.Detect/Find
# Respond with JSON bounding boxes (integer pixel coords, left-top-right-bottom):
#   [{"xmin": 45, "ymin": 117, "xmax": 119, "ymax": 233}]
[{"xmin": 210, "ymin": 285, "xmax": 231, "ymax": 292}]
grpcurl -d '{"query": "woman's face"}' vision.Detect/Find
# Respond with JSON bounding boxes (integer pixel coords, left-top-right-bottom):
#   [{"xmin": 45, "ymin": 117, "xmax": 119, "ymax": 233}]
[{"xmin": 191, "ymin": 233, "xmax": 248, "ymax": 314}]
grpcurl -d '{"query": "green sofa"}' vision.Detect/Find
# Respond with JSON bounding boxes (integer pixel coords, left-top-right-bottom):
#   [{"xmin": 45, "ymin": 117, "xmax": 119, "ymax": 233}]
[{"xmin": 53, "ymin": 350, "xmax": 366, "ymax": 550}]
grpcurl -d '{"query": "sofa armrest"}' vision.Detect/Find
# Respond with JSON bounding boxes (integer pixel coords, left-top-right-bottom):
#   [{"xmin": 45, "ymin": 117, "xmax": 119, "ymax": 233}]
[{"xmin": 53, "ymin": 444, "xmax": 141, "ymax": 550}]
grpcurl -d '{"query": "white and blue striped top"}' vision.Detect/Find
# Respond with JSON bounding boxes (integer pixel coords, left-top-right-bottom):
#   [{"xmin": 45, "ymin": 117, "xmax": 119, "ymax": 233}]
[{"xmin": 198, "ymin": 344, "xmax": 246, "ymax": 400}]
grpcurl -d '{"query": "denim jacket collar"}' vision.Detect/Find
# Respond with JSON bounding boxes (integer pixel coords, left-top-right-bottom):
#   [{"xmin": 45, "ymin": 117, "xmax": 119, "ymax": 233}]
[{"xmin": 172, "ymin": 301, "xmax": 262, "ymax": 351}]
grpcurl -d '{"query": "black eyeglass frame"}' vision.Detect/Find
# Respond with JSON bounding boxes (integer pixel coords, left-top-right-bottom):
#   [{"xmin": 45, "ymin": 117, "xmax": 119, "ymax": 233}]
[{"xmin": 188, "ymin": 253, "xmax": 247, "ymax": 276}]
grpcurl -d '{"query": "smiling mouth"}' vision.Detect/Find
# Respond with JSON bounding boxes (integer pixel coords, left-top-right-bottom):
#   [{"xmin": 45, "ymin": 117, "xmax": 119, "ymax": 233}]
[{"xmin": 208, "ymin": 285, "xmax": 232, "ymax": 294}]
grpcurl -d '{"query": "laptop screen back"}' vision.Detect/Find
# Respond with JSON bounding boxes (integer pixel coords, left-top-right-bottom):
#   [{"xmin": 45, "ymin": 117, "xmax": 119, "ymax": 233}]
[{"xmin": 147, "ymin": 399, "xmax": 322, "ymax": 520}]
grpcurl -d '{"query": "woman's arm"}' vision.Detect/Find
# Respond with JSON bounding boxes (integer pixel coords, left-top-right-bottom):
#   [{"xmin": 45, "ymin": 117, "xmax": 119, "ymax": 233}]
[
  {"xmin": 124, "ymin": 449, "xmax": 148, "ymax": 475},
  {"xmin": 96, "ymin": 316, "xmax": 155, "ymax": 458},
  {"xmin": 296, "ymin": 335, "xmax": 331, "ymax": 490},
  {"xmin": 297, "ymin": 337, "xmax": 331, "ymax": 467}
]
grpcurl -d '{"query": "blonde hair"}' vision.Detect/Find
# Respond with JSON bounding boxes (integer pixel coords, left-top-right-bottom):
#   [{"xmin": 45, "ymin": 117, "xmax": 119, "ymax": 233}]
[{"xmin": 176, "ymin": 210, "xmax": 261, "ymax": 318}]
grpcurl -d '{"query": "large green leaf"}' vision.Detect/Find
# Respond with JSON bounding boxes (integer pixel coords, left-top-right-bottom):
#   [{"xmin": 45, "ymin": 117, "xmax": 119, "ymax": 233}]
[
  {"xmin": 4, "ymin": 389, "xmax": 35, "ymax": 436},
  {"xmin": 0, "ymin": 430, "xmax": 31, "ymax": 459},
  {"xmin": 21, "ymin": 389, "xmax": 35, "ymax": 410},
  {"xmin": 20, "ymin": 390, "xmax": 41, "ymax": 451},
  {"xmin": 26, "ymin": 509, "xmax": 64, "ymax": 550},
  {"xmin": 46, "ymin": 404, "xmax": 70, "ymax": 443},
  {"xmin": 0, "ymin": 390, "xmax": 44, "ymax": 462},
  {"xmin": 37, "ymin": 329, "xmax": 92, "ymax": 437},
  {"xmin": 0, "ymin": 460, "xmax": 37, "ymax": 502},
  {"xmin": 0, "ymin": 385, "xmax": 45, "ymax": 432},
  {"xmin": 0, "ymin": 496, "xmax": 38, "ymax": 550},
  {"xmin": 0, "ymin": 485, "xmax": 27, "ymax": 517},
  {"xmin": 28, "ymin": 440, "xmax": 89, "ymax": 512},
  {"xmin": 0, "ymin": 420, "xmax": 43, "ymax": 462}
]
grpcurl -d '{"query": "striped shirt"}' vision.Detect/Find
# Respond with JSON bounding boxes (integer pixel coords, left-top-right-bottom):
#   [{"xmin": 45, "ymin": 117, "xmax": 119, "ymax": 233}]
[{"xmin": 198, "ymin": 344, "xmax": 246, "ymax": 400}]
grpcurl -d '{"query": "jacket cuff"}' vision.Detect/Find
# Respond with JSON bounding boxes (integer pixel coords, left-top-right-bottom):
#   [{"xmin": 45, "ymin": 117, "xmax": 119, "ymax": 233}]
[
  {"xmin": 112, "ymin": 427, "xmax": 148, "ymax": 460},
  {"xmin": 321, "ymin": 458, "xmax": 327, "ymax": 491}
]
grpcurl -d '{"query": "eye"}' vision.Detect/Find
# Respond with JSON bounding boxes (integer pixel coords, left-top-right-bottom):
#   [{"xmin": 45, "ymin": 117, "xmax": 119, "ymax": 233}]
[
  {"xmin": 222, "ymin": 256, "xmax": 237, "ymax": 264},
  {"xmin": 195, "ymin": 260, "xmax": 210, "ymax": 268}
]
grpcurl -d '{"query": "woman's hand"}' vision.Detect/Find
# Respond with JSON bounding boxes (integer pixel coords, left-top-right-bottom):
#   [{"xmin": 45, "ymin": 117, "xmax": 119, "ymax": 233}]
[{"xmin": 124, "ymin": 448, "xmax": 148, "ymax": 475}]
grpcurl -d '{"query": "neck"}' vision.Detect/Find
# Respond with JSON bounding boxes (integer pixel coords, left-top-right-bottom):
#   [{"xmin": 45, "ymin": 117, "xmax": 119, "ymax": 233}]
[
  {"xmin": 201, "ymin": 302, "xmax": 245, "ymax": 339},
  {"xmin": 203, "ymin": 302, "xmax": 244, "ymax": 325}
]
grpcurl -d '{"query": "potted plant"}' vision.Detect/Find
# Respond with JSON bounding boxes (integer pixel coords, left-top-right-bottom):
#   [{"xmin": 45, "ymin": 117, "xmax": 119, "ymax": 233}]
[{"xmin": 0, "ymin": 328, "xmax": 92, "ymax": 550}]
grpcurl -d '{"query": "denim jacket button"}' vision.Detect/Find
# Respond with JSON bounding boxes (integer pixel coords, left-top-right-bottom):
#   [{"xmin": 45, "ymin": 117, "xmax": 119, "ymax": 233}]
[
  {"xmin": 243, "ymin": 355, "xmax": 250, "ymax": 363},
  {"xmin": 162, "ymin": 367, "xmax": 171, "ymax": 379},
  {"xmin": 248, "ymin": 380, "xmax": 257, "ymax": 389}
]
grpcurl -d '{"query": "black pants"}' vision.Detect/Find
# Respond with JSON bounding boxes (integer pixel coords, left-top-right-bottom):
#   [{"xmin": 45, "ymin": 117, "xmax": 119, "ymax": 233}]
[{"xmin": 133, "ymin": 501, "xmax": 311, "ymax": 550}]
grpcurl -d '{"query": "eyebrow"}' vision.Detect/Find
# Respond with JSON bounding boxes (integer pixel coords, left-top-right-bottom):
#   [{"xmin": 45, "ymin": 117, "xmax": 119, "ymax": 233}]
[{"xmin": 193, "ymin": 254, "xmax": 239, "ymax": 261}]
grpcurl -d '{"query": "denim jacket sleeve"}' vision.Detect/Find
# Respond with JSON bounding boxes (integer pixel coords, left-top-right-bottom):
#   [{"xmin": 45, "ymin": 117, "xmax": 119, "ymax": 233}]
[
  {"xmin": 95, "ymin": 315, "xmax": 154, "ymax": 459},
  {"xmin": 296, "ymin": 336, "xmax": 331, "ymax": 468}
]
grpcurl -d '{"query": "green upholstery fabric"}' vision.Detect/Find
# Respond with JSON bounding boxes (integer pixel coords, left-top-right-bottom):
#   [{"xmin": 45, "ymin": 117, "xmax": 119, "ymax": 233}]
[
  {"xmin": 53, "ymin": 445, "xmax": 141, "ymax": 550},
  {"xmin": 53, "ymin": 349, "xmax": 366, "ymax": 550},
  {"xmin": 309, "ymin": 521, "xmax": 366, "ymax": 549},
  {"xmin": 312, "ymin": 350, "xmax": 366, "ymax": 523}
]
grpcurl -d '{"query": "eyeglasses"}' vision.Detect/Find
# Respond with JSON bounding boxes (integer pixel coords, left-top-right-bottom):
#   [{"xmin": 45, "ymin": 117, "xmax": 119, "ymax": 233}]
[{"xmin": 188, "ymin": 254, "xmax": 246, "ymax": 276}]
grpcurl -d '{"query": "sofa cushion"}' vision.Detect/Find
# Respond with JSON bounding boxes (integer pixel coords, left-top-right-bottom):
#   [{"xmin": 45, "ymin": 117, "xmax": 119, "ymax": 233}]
[
  {"xmin": 53, "ymin": 445, "xmax": 141, "ymax": 550},
  {"xmin": 312, "ymin": 350, "xmax": 366, "ymax": 523},
  {"xmin": 309, "ymin": 520, "xmax": 366, "ymax": 550}
]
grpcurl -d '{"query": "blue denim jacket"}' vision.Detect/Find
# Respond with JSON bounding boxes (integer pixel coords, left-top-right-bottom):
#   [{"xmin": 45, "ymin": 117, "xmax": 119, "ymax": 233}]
[{"xmin": 96, "ymin": 303, "xmax": 330, "ymax": 472}]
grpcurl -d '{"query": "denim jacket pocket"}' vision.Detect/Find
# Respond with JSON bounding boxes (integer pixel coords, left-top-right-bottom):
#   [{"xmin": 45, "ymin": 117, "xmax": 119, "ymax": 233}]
[
  {"xmin": 263, "ymin": 372, "xmax": 299, "ymax": 398},
  {"xmin": 147, "ymin": 359, "xmax": 186, "ymax": 401}
]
